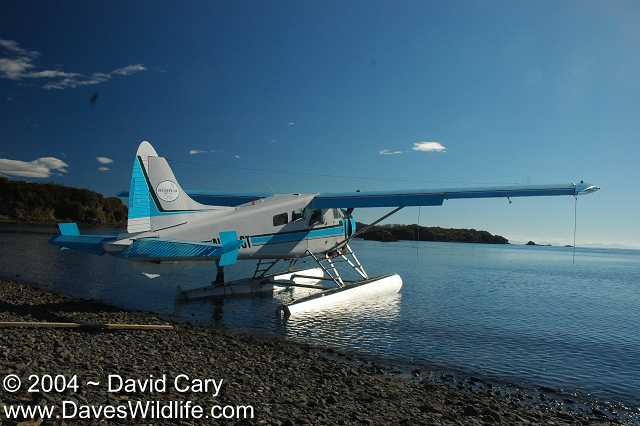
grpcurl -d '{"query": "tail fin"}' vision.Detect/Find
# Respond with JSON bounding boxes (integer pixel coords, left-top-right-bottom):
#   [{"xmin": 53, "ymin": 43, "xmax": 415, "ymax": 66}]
[{"xmin": 127, "ymin": 141, "xmax": 229, "ymax": 233}]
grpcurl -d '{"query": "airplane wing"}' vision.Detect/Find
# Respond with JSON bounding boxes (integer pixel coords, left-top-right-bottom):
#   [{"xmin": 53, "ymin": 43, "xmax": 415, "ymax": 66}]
[{"xmin": 309, "ymin": 181, "xmax": 599, "ymax": 209}]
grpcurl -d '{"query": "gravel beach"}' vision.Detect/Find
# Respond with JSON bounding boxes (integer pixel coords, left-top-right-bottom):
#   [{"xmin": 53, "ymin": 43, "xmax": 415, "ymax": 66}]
[{"xmin": 0, "ymin": 279, "xmax": 628, "ymax": 425}]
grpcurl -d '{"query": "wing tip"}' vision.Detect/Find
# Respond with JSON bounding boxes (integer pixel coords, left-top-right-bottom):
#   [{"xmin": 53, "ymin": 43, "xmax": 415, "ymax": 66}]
[{"xmin": 576, "ymin": 181, "xmax": 600, "ymax": 195}]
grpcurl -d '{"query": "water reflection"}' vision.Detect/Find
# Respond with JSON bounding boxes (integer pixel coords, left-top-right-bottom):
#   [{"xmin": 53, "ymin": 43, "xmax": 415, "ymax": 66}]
[{"xmin": 280, "ymin": 291, "xmax": 402, "ymax": 350}]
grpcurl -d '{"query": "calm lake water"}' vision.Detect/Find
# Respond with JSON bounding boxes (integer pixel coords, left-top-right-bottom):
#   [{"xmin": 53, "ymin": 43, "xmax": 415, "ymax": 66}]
[{"xmin": 1, "ymin": 225, "xmax": 639, "ymax": 406}]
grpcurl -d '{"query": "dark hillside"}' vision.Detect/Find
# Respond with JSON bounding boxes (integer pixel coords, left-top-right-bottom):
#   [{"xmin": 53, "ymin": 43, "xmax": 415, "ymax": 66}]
[
  {"xmin": 355, "ymin": 222, "xmax": 508, "ymax": 244},
  {"xmin": 0, "ymin": 177, "xmax": 126, "ymax": 225}
]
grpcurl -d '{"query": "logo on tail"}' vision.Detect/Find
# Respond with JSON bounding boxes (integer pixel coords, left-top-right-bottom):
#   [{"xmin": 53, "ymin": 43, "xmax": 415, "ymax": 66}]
[{"xmin": 156, "ymin": 180, "xmax": 179, "ymax": 202}]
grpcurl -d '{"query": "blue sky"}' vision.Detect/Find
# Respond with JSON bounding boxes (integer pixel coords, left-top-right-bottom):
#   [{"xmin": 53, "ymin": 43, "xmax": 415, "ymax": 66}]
[{"xmin": 1, "ymin": 0, "xmax": 638, "ymax": 247}]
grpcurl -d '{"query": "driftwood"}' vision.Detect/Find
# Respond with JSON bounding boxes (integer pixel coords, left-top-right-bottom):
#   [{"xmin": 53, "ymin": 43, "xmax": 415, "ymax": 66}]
[{"xmin": 0, "ymin": 321, "xmax": 174, "ymax": 331}]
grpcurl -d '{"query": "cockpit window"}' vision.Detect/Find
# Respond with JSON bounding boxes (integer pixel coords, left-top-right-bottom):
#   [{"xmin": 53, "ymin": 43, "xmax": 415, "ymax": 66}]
[
  {"xmin": 308, "ymin": 209, "xmax": 323, "ymax": 226},
  {"xmin": 332, "ymin": 208, "xmax": 342, "ymax": 219},
  {"xmin": 291, "ymin": 209, "xmax": 304, "ymax": 222},
  {"xmin": 273, "ymin": 212, "xmax": 288, "ymax": 226}
]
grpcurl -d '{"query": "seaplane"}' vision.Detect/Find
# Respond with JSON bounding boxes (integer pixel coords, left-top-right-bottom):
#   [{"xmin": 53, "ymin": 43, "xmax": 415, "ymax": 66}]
[{"xmin": 50, "ymin": 141, "xmax": 600, "ymax": 316}]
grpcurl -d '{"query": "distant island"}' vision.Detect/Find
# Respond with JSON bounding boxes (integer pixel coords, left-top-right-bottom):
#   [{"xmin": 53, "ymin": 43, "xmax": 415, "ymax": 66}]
[
  {"xmin": 355, "ymin": 222, "xmax": 509, "ymax": 244},
  {"xmin": 0, "ymin": 177, "xmax": 126, "ymax": 226},
  {"xmin": 526, "ymin": 241, "xmax": 552, "ymax": 247}
]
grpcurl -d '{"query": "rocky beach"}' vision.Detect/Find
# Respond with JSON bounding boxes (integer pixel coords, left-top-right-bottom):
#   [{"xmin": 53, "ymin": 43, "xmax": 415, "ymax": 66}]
[{"xmin": 0, "ymin": 279, "xmax": 632, "ymax": 425}]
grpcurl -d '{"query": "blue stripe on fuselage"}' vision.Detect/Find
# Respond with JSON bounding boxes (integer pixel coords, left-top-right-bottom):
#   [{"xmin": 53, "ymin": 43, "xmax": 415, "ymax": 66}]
[{"xmin": 250, "ymin": 224, "xmax": 344, "ymax": 246}]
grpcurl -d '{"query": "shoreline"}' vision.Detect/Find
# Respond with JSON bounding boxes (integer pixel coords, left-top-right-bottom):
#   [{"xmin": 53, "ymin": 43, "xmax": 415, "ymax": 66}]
[{"xmin": 0, "ymin": 279, "xmax": 633, "ymax": 425}]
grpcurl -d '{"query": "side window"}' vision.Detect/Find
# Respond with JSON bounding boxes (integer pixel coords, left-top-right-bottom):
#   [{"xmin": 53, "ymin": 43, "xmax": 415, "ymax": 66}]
[
  {"xmin": 273, "ymin": 212, "xmax": 288, "ymax": 226},
  {"xmin": 308, "ymin": 209, "xmax": 324, "ymax": 226},
  {"xmin": 291, "ymin": 209, "xmax": 304, "ymax": 222}
]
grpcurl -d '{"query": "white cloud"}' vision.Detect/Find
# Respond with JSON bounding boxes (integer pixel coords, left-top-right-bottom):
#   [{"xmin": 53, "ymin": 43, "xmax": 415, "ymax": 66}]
[
  {"xmin": 97, "ymin": 166, "xmax": 110, "ymax": 172},
  {"xmin": 0, "ymin": 156, "xmax": 68, "ymax": 178},
  {"xmin": 379, "ymin": 149, "xmax": 403, "ymax": 155},
  {"xmin": 26, "ymin": 70, "xmax": 80, "ymax": 79},
  {"xmin": 0, "ymin": 39, "xmax": 39, "ymax": 58},
  {"xmin": 412, "ymin": 141, "xmax": 446, "ymax": 153},
  {"xmin": 0, "ymin": 39, "xmax": 146, "ymax": 90},
  {"xmin": 35, "ymin": 157, "xmax": 68, "ymax": 171},
  {"xmin": 0, "ymin": 57, "xmax": 34, "ymax": 80},
  {"xmin": 41, "ymin": 68, "xmax": 139, "ymax": 90},
  {"xmin": 189, "ymin": 149, "xmax": 221, "ymax": 155},
  {"xmin": 96, "ymin": 156, "xmax": 113, "ymax": 164},
  {"xmin": 111, "ymin": 64, "xmax": 146, "ymax": 76},
  {"xmin": 233, "ymin": 154, "xmax": 240, "ymax": 159}
]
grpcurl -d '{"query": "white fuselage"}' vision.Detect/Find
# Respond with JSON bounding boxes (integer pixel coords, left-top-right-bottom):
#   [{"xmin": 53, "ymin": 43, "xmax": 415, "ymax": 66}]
[{"xmin": 109, "ymin": 194, "xmax": 354, "ymax": 261}]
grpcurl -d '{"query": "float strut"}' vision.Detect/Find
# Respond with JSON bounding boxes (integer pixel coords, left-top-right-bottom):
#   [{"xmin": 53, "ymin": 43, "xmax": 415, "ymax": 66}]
[{"xmin": 214, "ymin": 263, "xmax": 225, "ymax": 286}]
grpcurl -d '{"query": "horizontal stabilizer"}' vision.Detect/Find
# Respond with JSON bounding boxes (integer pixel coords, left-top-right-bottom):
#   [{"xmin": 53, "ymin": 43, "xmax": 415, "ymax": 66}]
[
  {"xmin": 120, "ymin": 231, "xmax": 243, "ymax": 265},
  {"xmin": 49, "ymin": 223, "xmax": 117, "ymax": 255}
]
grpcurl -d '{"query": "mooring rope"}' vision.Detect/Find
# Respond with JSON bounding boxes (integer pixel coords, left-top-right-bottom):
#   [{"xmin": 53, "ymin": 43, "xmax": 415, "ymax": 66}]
[
  {"xmin": 573, "ymin": 195, "xmax": 578, "ymax": 264},
  {"xmin": 415, "ymin": 206, "xmax": 422, "ymax": 264}
]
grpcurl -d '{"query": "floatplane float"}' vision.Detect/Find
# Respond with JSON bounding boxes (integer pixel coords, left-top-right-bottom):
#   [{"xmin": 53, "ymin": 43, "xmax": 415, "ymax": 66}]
[{"xmin": 50, "ymin": 142, "xmax": 599, "ymax": 316}]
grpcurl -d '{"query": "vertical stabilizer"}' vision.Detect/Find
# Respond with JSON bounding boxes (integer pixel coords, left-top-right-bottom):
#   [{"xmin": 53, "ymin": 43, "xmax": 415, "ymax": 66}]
[{"xmin": 126, "ymin": 141, "xmax": 229, "ymax": 234}]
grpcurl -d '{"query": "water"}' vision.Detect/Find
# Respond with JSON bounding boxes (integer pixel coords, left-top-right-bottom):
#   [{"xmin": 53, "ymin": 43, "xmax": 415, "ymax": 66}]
[{"xmin": 1, "ymin": 224, "xmax": 639, "ymax": 406}]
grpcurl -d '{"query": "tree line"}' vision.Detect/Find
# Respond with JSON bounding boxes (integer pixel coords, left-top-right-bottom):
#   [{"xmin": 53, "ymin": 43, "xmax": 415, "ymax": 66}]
[
  {"xmin": 355, "ymin": 223, "xmax": 509, "ymax": 244},
  {"xmin": 0, "ymin": 177, "xmax": 127, "ymax": 225}
]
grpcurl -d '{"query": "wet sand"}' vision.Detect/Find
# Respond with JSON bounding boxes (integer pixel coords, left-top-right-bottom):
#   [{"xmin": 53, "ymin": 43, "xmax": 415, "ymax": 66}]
[{"xmin": 0, "ymin": 279, "xmax": 627, "ymax": 425}]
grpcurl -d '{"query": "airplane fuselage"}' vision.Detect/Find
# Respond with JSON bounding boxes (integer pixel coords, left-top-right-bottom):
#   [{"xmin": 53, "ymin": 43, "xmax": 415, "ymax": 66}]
[{"xmin": 107, "ymin": 194, "xmax": 355, "ymax": 262}]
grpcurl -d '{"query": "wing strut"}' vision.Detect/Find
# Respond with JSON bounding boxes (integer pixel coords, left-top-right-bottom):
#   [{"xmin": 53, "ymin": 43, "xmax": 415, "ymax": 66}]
[
  {"xmin": 329, "ymin": 206, "xmax": 405, "ymax": 253},
  {"xmin": 349, "ymin": 206, "xmax": 404, "ymax": 242}
]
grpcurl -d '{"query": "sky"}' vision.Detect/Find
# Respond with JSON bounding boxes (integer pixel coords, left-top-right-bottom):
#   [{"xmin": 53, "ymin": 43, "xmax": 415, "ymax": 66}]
[{"xmin": 1, "ymin": 0, "xmax": 639, "ymax": 248}]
